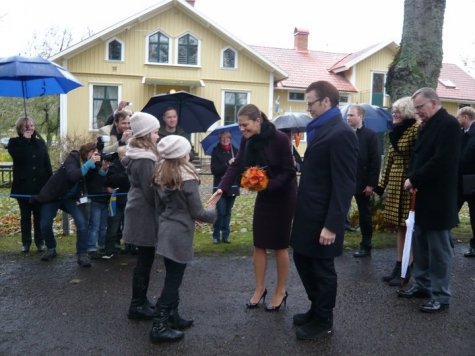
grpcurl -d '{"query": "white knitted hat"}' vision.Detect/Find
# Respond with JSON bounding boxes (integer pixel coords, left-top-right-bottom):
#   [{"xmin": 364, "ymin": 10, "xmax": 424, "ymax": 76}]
[
  {"xmin": 158, "ymin": 135, "xmax": 191, "ymax": 159},
  {"xmin": 130, "ymin": 112, "xmax": 160, "ymax": 138}
]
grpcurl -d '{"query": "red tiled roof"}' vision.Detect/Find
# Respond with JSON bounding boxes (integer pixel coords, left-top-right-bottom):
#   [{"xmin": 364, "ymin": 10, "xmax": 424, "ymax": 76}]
[
  {"xmin": 437, "ymin": 63, "xmax": 475, "ymax": 101},
  {"xmin": 328, "ymin": 43, "xmax": 381, "ymax": 72},
  {"xmin": 251, "ymin": 45, "xmax": 358, "ymax": 92}
]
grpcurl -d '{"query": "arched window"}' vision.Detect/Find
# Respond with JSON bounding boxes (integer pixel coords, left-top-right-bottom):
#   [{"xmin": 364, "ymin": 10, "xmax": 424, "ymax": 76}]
[
  {"xmin": 222, "ymin": 48, "xmax": 236, "ymax": 68},
  {"xmin": 178, "ymin": 34, "xmax": 198, "ymax": 65},
  {"xmin": 148, "ymin": 31, "xmax": 170, "ymax": 63},
  {"xmin": 106, "ymin": 38, "xmax": 124, "ymax": 61}
]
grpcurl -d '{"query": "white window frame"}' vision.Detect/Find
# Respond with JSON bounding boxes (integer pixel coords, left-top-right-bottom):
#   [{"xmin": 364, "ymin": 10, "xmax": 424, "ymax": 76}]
[
  {"xmin": 288, "ymin": 92, "xmax": 305, "ymax": 102},
  {"xmin": 339, "ymin": 94, "xmax": 350, "ymax": 104},
  {"xmin": 370, "ymin": 71, "xmax": 387, "ymax": 98},
  {"xmin": 221, "ymin": 90, "xmax": 250, "ymax": 125},
  {"xmin": 175, "ymin": 31, "xmax": 201, "ymax": 67},
  {"xmin": 105, "ymin": 37, "xmax": 124, "ymax": 62},
  {"xmin": 221, "ymin": 46, "xmax": 238, "ymax": 69},
  {"xmin": 145, "ymin": 29, "xmax": 172, "ymax": 65},
  {"xmin": 89, "ymin": 83, "xmax": 122, "ymax": 131}
]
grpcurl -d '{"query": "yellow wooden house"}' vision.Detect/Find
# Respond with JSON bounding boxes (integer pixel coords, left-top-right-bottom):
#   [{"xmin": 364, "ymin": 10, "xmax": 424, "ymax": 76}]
[{"xmin": 51, "ymin": 0, "xmax": 475, "ymax": 158}]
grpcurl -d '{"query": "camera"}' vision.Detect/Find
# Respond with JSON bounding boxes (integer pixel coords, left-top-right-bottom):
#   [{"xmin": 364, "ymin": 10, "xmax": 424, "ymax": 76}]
[
  {"xmin": 126, "ymin": 102, "xmax": 132, "ymax": 106},
  {"xmin": 95, "ymin": 136, "xmax": 118, "ymax": 167}
]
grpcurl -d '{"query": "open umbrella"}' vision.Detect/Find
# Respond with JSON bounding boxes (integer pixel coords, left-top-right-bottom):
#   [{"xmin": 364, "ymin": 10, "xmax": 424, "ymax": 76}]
[
  {"xmin": 401, "ymin": 192, "xmax": 416, "ymax": 286},
  {"xmin": 142, "ymin": 91, "xmax": 221, "ymax": 133},
  {"xmin": 200, "ymin": 123, "xmax": 242, "ymax": 155},
  {"xmin": 272, "ymin": 112, "xmax": 310, "ymax": 132},
  {"xmin": 0, "ymin": 55, "xmax": 83, "ymax": 116},
  {"xmin": 340, "ymin": 103, "xmax": 393, "ymax": 132}
]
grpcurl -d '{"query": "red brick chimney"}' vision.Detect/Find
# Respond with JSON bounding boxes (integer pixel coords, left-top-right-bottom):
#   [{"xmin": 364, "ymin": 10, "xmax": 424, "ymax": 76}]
[
  {"xmin": 186, "ymin": 0, "xmax": 196, "ymax": 6},
  {"xmin": 294, "ymin": 28, "xmax": 309, "ymax": 53}
]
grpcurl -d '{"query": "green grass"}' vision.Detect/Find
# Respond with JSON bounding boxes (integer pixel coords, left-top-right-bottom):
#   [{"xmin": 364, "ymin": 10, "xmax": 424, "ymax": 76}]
[{"xmin": 0, "ymin": 187, "xmax": 472, "ymax": 255}]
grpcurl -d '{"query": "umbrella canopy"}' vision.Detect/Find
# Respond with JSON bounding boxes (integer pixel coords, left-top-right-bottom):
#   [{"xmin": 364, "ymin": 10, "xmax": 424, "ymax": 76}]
[
  {"xmin": 340, "ymin": 104, "xmax": 393, "ymax": 132},
  {"xmin": 0, "ymin": 55, "xmax": 83, "ymax": 116},
  {"xmin": 401, "ymin": 192, "xmax": 417, "ymax": 285},
  {"xmin": 200, "ymin": 123, "xmax": 242, "ymax": 155},
  {"xmin": 142, "ymin": 91, "xmax": 221, "ymax": 133},
  {"xmin": 272, "ymin": 112, "xmax": 310, "ymax": 132}
]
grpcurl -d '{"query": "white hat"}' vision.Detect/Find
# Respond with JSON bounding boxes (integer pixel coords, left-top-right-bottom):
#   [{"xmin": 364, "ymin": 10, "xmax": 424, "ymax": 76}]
[
  {"xmin": 130, "ymin": 112, "xmax": 160, "ymax": 138},
  {"xmin": 158, "ymin": 135, "xmax": 191, "ymax": 159}
]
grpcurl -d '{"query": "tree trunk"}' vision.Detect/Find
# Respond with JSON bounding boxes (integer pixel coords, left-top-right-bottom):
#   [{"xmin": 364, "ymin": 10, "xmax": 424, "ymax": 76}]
[{"xmin": 386, "ymin": 0, "xmax": 447, "ymax": 102}]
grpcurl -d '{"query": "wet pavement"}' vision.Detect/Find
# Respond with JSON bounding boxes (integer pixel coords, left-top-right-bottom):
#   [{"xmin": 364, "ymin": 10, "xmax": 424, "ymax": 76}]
[{"xmin": 1, "ymin": 244, "xmax": 475, "ymax": 356}]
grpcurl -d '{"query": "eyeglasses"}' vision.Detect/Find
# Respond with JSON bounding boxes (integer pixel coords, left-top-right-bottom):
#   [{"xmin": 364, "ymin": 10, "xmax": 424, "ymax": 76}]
[
  {"xmin": 414, "ymin": 99, "xmax": 432, "ymax": 111},
  {"xmin": 307, "ymin": 98, "xmax": 323, "ymax": 107},
  {"xmin": 391, "ymin": 111, "xmax": 401, "ymax": 115}
]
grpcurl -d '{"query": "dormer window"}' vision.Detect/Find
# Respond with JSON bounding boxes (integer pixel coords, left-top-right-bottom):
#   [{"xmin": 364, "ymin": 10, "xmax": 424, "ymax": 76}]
[
  {"xmin": 106, "ymin": 38, "xmax": 124, "ymax": 61},
  {"xmin": 178, "ymin": 34, "xmax": 199, "ymax": 65},
  {"xmin": 148, "ymin": 31, "xmax": 170, "ymax": 63},
  {"xmin": 222, "ymin": 47, "xmax": 237, "ymax": 69}
]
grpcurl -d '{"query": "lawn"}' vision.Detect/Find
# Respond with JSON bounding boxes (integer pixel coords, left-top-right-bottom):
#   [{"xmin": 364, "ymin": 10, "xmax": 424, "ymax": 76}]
[{"xmin": 0, "ymin": 187, "xmax": 471, "ymax": 255}]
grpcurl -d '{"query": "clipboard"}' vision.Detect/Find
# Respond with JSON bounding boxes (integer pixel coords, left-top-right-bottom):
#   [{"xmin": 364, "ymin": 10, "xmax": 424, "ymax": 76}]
[{"xmin": 463, "ymin": 174, "xmax": 475, "ymax": 195}]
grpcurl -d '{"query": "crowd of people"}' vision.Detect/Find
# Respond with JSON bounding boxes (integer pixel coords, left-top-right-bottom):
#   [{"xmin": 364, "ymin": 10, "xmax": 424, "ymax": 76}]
[{"xmin": 6, "ymin": 80, "xmax": 473, "ymax": 343}]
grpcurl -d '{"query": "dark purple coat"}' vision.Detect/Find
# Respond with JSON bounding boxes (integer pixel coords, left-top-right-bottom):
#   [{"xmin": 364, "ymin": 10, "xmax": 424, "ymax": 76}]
[{"xmin": 218, "ymin": 129, "xmax": 297, "ymax": 249}]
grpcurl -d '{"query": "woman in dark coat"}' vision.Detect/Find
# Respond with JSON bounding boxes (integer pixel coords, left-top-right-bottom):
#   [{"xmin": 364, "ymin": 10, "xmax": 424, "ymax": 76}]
[
  {"xmin": 8, "ymin": 117, "xmax": 52, "ymax": 252},
  {"xmin": 373, "ymin": 97, "xmax": 419, "ymax": 285},
  {"xmin": 208, "ymin": 104, "xmax": 297, "ymax": 311},
  {"xmin": 210, "ymin": 130, "xmax": 239, "ymax": 244}
]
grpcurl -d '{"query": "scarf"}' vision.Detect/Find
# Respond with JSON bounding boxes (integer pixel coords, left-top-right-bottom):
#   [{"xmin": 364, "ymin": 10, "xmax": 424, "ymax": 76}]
[
  {"xmin": 306, "ymin": 106, "xmax": 340, "ymax": 143},
  {"xmin": 242, "ymin": 121, "xmax": 276, "ymax": 177},
  {"xmin": 389, "ymin": 118, "xmax": 416, "ymax": 152},
  {"xmin": 221, "ymin": 143, "xmax": 231, "ymax": 151},
  {"xmin": 125, "ymin": 145, "xmax": 159, "ymax": 162}
]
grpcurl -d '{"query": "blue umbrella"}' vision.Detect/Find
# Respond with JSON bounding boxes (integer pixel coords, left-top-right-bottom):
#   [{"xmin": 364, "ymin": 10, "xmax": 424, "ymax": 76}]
[
  {"xmin": 340, "ymin": 103, "xmax": 393, "ymax": 132},
  {"xmin": 200, "ymin": 123, "xmax": 242, "ymax": 155},
  {"xmin": 142, "ymin": 91, "xmax": 221, "ymax": 133},
  {"xmin": 0, "ymin": 55, "xmax": 83, "ymax": 116}
]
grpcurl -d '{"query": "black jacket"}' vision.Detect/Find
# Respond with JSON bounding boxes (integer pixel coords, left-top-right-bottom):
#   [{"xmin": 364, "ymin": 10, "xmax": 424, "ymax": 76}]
[
  {"xmin": 354, "ymin": 126, "xmax": 381, "ymax": 193},
  {"xmin": 458, "ymin": 122, "xmax": 475, "ymax": 198},
  {"xmin": 105, "ymin": 161, "xmax": 130, "ymax": 208},
  {"xmin": 408, "ymin": 108, "xmax": 460, "ymax": 229},
  {"xmin": 211, "ymin": 144, "xmax": 240, "ymax": 196},
  {"xmin": 8, "ymin": 132, "xmax": 52, "ymax": 196},
  {"xmin": 85, "ymin": 168, "xmax": 109, "ymax": 204}
]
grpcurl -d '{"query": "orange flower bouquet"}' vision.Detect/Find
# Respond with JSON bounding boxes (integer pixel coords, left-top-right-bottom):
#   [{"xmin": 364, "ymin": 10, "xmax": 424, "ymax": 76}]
[{"xmin": 240, "ymin": 166, "xmax": 269, "ymax": 192}]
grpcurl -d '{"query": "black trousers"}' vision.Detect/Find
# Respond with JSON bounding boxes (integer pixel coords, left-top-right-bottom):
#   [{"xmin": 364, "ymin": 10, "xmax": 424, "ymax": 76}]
[
  {"xmin": 458, "ymin": 195, "xmax": 475, "ymax": 248},
  {"xmin": 354, "ymin": 193, "xmax": 373, "ymax": 250},
  {"xmin": 159, "ymin": 257, "xmax": 187, "ymax": 305},
  {"xmin": 17, "ymin": 198, "xmax": 43, "ymax": 247},
  {"xmin": 293, "ymin": 251, "xmax": 337, "ymax": 319},
  {"xmin": 134, "ymin": 246, "xmax": 155, "ymax": 278}
]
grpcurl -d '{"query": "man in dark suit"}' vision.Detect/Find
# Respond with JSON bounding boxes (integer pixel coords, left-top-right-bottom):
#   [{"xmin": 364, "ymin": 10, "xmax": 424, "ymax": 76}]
[
  {"xmin": 346, "ymin": 105, "xmax": 381, "ymax": 257},
  {"xmin": 455, "ymin": 106, "xmax": 475, "ymax": 257},
  {"xmin": 290, "ymin": 81, "xmax": 358, "ymax": 340},
  {"xmin": 398, "ymin": 88, "xmax": 460, "ymax": 313}
]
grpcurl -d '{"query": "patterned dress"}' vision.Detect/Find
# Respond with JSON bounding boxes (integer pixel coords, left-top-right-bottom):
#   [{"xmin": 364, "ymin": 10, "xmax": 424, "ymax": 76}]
[{"xmin": 378, "ymin": 122, "xmax": 419, "ymax": 226}]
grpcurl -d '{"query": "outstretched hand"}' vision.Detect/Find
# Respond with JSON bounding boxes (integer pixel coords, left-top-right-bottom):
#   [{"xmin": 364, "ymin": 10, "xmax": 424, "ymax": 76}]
[{"xmin": 207, "ymin": 189, "xmax": 223, "ymax": 207}]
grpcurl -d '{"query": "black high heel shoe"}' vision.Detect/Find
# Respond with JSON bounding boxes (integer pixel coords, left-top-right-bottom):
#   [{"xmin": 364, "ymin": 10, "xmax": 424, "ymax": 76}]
[
  {"xmin": 246, "ymin": 289, "xmax": 267, "ymax": 308},
  {"xmin": 265, "ymin": 291, "xmax": 288, "ymax": 312}
]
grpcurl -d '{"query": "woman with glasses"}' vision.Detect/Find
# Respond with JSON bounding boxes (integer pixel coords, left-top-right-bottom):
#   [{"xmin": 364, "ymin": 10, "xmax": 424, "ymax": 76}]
[
  {"xmin": 210, "ymin": 131, "xmax": 240, "ymax": 244},
  {"xmin": 373, "ymin": 97, "xmax": 419, "ymax": 286}
]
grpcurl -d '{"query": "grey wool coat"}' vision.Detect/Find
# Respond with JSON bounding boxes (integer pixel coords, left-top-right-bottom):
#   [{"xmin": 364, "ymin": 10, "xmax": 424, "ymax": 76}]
[
  {"xmin": 122, "ymin": 157, "xmax": 159, "ymax": 247},
  {"xmin": 156, "ymin": 179, "xmax": 216, "ymax": 264}
]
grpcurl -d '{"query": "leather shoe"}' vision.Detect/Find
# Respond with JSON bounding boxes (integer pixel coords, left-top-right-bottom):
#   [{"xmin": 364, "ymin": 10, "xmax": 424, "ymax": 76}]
[
  {"xmin": 463, "ymin": 247, "xmax": 475, "ymax": 257},
  {"xmin": 353, "ymin": 249, "xmax": 371, "ymax": 258},
  {"xmin": 397, "ymin": 286, "xmax": 431, "ymax": 299},
  {"xmin": 419, "ymin": 299, "xmax": 449, "ymax": 313}
]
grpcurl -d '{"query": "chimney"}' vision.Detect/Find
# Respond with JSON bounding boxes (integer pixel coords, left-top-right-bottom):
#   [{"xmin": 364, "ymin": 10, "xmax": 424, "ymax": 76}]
[
  {"xmin": 294, "ymin": 28, "xmax": 309, "ymax": 53},
  {"xmin": 186, "ymin": 0, "xmax": 196, "ymax": 6}
]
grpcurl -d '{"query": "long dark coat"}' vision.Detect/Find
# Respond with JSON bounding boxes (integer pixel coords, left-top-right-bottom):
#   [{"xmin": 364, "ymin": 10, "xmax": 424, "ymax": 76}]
[
  {"xmin": 210, "ymin": 143, "xmax": 240, "ymax": 196},
  {"xmin": 457, "ymin": 122, "xmax": 475, "ymax": 199},
  {"xmin": 290, "ymin": 114, "xmax": 358, "ymax": 258},
  {"xmin": 408, "ymin": 108, "xmax": 460, "ymax": 230},
  {"xmin": 355, "ymin": 126, "xmax": 380, "ymax": 193},
  {"xmin": 8, "ymin": 133, "xmax": 52, "ymax": 197},
  {"xmin": 377, "ymin": 122, "xmax": 419, "ymax": 226},
  {"xmin": 218, "ymin": 129, "xmax": 297, "ymax": 250}
]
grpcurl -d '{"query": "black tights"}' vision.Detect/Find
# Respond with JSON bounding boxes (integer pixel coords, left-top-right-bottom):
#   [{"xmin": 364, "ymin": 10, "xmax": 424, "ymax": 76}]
[
  {"xmin": 159, "ymin": 257, "xmax": 187, "ymax": 305},
  {"xmin": 133, "ymin": 246, "xmax": 155, "ymax": 277}
]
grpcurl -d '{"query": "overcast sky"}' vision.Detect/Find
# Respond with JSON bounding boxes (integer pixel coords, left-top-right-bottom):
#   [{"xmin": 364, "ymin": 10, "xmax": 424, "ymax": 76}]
[{"xmin": 1, "ymin": 0, "xmax": 474, "ymax": 69}]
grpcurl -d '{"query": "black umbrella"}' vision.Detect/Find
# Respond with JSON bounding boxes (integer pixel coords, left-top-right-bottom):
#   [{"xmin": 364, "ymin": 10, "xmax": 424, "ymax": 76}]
[
  {"xmin": 272, "ymin": 112, "xmax": 311, "ymax": 132},
  {"xmin": 142, "ymin": 91, "xmax": 221, "ymax": 133}
]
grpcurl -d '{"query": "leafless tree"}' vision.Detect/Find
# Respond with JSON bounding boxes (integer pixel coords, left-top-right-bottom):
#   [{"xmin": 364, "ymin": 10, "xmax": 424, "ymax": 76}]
[{"xmin": 386, "ymin": 0, "xmax": 447, "ymax": 101}]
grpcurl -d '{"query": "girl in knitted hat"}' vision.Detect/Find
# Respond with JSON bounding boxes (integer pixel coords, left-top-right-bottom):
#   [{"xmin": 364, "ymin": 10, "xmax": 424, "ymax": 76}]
[
  {"xmin": 149, "ymin": 135, "xmax": 216, "ymax": 344},
  {"xmin": 122, "ymin": 112, "xmax": 160, "ymax": 322}
]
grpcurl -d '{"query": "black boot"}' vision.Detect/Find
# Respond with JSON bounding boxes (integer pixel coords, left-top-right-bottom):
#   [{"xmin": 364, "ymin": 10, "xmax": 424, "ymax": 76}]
[
  {"xmin": 169, "ymin": 296, "xmax": 193, "ymax": 329},
  {"xmin": 150, "ymin": 304, "xmax": 184, "ymax": 343},
  {"xmin": 128, "ymin": 275, "xmax": 154, "ymax": 320},
  {"xmin": 296, "ymin": 315, "xmax": 333, "ymax": 340},
  {"xmin": 389, "ymin": 264, "xmax": 411, "ymax": 286},
  {"xmin": 382, "ymin": 261, "xmax": 401, "ymax": 282}
]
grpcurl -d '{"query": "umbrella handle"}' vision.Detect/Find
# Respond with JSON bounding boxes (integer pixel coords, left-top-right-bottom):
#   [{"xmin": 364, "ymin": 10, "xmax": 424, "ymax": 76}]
[{"xmin": 410, "ymin": 191, "xmax": 416, "ymax": 211}]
